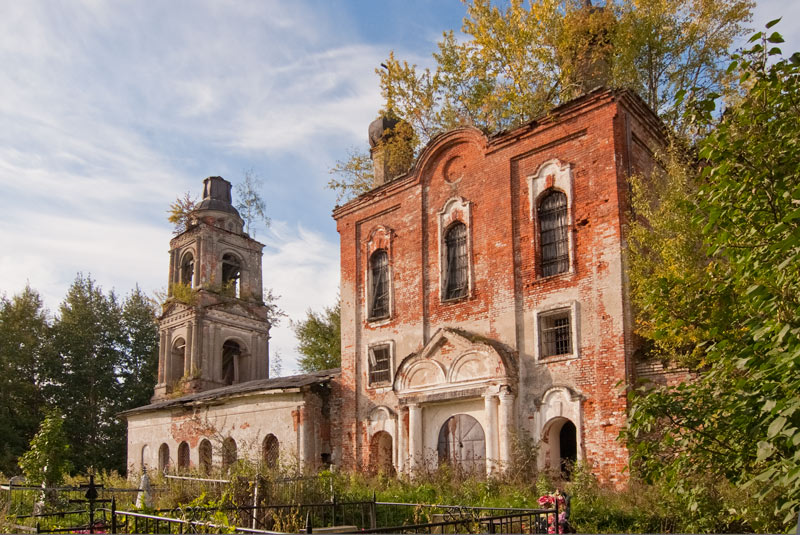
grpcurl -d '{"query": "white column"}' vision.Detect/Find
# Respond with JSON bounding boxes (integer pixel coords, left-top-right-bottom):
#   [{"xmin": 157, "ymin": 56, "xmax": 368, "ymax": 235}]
[
  {"xmin": 164, "ymin": 330, "xmax": 173, "ymax": 383},
  {"xmin": 157, "ymin": 330, "xmax": 166, "ymax": 384},
  {"xmin": 498, "ymin": 389, "xmax": 515, "ymax": 470},
  {"xmin": 185, "ymin": 322, "xmax": 194, "ymax": 376},
  {"xmin": 408, "ymin": 403, "xmax": 422, "ymax": 472},
  {"xmin": 484, "ymin": 394, "xmax": 498, "ymax": 475},
  {"xmin": 396, "ymin": 410, "xmax": 406, "ymax": 473}
]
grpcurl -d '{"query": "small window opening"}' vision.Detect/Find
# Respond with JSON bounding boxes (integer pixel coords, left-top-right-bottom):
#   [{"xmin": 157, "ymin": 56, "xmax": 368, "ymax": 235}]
[
  {"xmin": 368, "ymin": 345, "xmax": 391, "ymax": 385},
  {"xmin": 180, "ymin": 253, "xmax": 194, "ymax": 287},
  {"xmin": 444, "ymin": 222, "xmax": 468, "ymax": 300},
  {"xmin": 539, "ymin": 191, "xmax": 569, "ymax": 277},
  {"xmin": 222, "ymin": 340, "xmax": 240, "ymax": 385},
  {"xmin": 369, "ymin": 249, "xmax": 389, "ymax": 320},
  {"xmin": 221, "ymin": 253, "xmax": 241, "ymax": 298},
  {"xmin": 540, "ymin": 311, "xmax": 572, "ymax": 357}
]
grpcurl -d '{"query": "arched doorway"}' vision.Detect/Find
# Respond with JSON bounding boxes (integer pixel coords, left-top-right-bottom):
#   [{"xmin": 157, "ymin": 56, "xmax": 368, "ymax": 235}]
[
  {"xmin": 262, "ymin": 434, "xmax": 279, "ymax": 469},
  {"xmin": 199, "ymin": 439, "xmax": 212, "ymax": 474},
  {"xmin": 369, "ymin": 431, "xmax": 395, "ymax": 476},
  {"xmin": 545, "ymin": 417, "xmax": 578, "ymax": 478},
  {"xmin": 158, "ymin": 443, "xmax": 170, "ymax": 472},
  {"xmin": 437, "ymin": 414, "xmax": 486, "ymax": 474},
  {"xmin": 177, "ymin": 442, "xmax": 190, "ymax": 471},
  {"xmin": 222, "ymin": 437, "xmax": 237, "ymax": 470}
]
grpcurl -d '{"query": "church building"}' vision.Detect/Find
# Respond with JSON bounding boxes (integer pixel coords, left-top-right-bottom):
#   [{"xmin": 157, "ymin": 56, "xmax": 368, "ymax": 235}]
[{"xmin": 125, "ymin": 88, "xmax": 670, "ymax": 485}]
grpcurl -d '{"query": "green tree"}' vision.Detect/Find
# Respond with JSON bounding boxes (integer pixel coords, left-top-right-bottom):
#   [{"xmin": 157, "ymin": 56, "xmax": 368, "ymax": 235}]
[
  {"xmin": 0, "ymin": 286, "xmax": 49, "ymax": 475},
  {"xmin": 235, "ymin": 170, "xmax": 271, "ymax": 237},
  {"xmin": 626, "ymin": 30, "xmax": 800, "ymax": 528},
  {"xmin": 119, "ymin": 286, "xmax": 159, "ymax": 412},
  {"xmin": 167, "ymin": 191, "xmax": 197, "ymax": 234},
  {"xmin": 330, "ymin": 0, "xmax": 753, "ymax": 202},
  {"xmin": 44, "ymin": 274, "xmax": 126, "ymax": 473},
  {"xmin": 292, "ymin": 300, "xmax": 341, "ymax": 372},
  {"xmin": 18, "ymin": 410, "xmax": 71, "ymax": 487}
]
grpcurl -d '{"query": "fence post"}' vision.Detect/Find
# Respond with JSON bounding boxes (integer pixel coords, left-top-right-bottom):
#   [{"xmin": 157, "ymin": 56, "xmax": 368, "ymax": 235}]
[
  {"xmin": 252, "ymin": 476, "xmax": 260, "ymax": 530},
  {"xmin": 305, "ymin": 511, "xmax": 313, "ymax": 534},
  {"xmin": 554, "ymin": 497, "xmax": 560, "ymax": 535},
  {"xmin": 370, "ymin": 491, "xmax": 377, "ymax": 529},
  {"xmin": 36, "ymin": 521, "xmax": 40, "ymax": 534},
  {"xmin": 111, "ymin": 497, "xmax": 117, "ymax": 534}
]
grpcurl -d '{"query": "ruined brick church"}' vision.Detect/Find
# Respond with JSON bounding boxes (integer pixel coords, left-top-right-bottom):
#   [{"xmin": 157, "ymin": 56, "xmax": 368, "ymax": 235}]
[{"xmin": 125, "ymin": 87, "xmax": 667, "ymax": 485}]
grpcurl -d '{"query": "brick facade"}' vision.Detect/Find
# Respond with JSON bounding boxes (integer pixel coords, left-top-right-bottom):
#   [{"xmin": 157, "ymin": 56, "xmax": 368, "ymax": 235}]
[{"xmin": 332, "ymin": 88, "xmax": 665, "ymax": 485}]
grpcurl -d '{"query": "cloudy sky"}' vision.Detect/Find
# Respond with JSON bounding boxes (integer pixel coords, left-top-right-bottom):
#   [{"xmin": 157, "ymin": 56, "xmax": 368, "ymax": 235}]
[{"xmin": 0, "ymin": 0, "xmax": 796, "ymax": 375}]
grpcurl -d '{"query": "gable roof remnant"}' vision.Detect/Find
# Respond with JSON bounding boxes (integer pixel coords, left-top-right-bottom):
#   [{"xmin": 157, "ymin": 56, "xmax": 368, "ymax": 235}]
[{"xmin": 121, "ymin": 368, "xmax": 340, "ymax": 416}]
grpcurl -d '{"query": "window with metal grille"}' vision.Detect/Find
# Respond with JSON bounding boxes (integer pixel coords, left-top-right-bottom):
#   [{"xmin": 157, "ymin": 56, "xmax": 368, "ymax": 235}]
[
  {"xmin": 368, "ymin": 344, "xmax": 391, "ymax": 385},
  {"xmin": 369, "ymin": 249, "xmax": 389, "ymax": 320},
  {"xmin": 444, "ymin": 222, "xmax": 468, "ymax": 300},
  {"xmin": 539, "ymin": 310, "xmax": 573, "ymax": 358},
  {"xmin": 538, "ymin": 190, "xmax": 569, "ymax": 277}
]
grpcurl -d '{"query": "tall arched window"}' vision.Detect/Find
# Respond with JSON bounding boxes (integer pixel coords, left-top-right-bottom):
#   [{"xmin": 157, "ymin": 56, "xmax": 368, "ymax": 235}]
[
  {"xmin": 222, "ymin": 437, "xmax": 237, "ymax": 470},
  {"xmin": 538, "ymin": 190, "xmax": 569, "ymax": 277},
  {"xmin": 262, "ymin": 434, "xmax": 279, "ymax": 468},
  {"xmin": 221, "ymin": 254, "xmax": 241, "ymax": 298},
  {"xmin": 444, "ymin": 222, "xmax": 468, "ymax": 300},
  {"xmin": 369, "ymin": 249, "xmax": 389, "ymax": 319},
  {"xmin": 222, "ymin": 340, "xmax": 240, "ymax": 385},
  {"xmin": 177, "ymin": 442, "xmax": 190, "ymax": 471},
  {"xmin": 180, "ymin": 253, "xmax": 194, "ymax": 287},
  {"xmin": 199, "ymin": 439, "xmax": 213, "ymax": 474}
]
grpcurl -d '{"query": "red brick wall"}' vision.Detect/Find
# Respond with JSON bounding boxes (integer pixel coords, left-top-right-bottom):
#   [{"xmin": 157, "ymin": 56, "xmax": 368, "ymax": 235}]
[{"xmin": 332, "ymin": 90, "xmax": 663, "ymax": 485}]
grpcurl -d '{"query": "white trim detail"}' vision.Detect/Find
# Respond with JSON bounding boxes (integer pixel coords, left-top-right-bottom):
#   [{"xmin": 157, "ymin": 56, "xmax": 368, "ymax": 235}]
[
  {"xmin": 437, "ymin": 197, "xmax": 473, "ymax": 301},
  {"xmin": 533, "ymin": 300, "xmax": 580, "ymax": 363}
]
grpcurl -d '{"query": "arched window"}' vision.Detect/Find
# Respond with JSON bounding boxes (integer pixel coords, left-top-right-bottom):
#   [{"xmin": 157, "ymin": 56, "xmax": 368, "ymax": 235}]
[
  {"xmin": 199, "ymin": 439, "xmax": 213, "ymax": 474},
  {"xmin": 171, "ymin": 338, "xmax": 186, "ymax": 383},
  {"xmin": 538, "ymin": 190, "xmax": 569, "ymax": 277},
  {"xmin": 158, "ymin": 443, "xmax": 170, "ymax": 472},
  {"xmin": 369, "ymin": 249, "xmax": 389, "ymax": 319},
  {"xmin": 221, "ymin": 254, "xmax": 241, "ymax": 298},
  {"xmin": 141, "ymin": 445, "xmax": 150, "ymax": 471},
  {"xmin": 262, "ymin": 434, "xmax": 279, "ymax": 468},
  {"xmin": 177, "ymin": 442, "xmax": 190, "ymax": 471},
  {"xmin": 222, "ymin": 437, "xmax": 237, "ymax": 470},
  {"xmin": 180, "ymin": 253, "xmax": 194, "ymax": 287},
  {"xmin": 444, "ymin": 222, "xmax": 468, "ymax": 300},
  {"xmin": 222, "ymin": 340, "xmax": 240, "ymax": 385}
]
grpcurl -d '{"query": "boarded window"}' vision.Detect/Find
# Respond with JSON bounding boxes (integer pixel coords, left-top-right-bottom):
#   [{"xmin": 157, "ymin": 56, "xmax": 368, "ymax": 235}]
[
  {"xmin": 538, "ymin": 190, "xmax": 569, "ymax": 277},
  {"xmin": 158, "ymin": 443, "xmax": 170, "ymax": 472},
  {"xmin": 177, "ymin": 442, "xmax": 190, "ymax": 471},
  {"xmin": 368, "ymin": 345, "xmax": 391, "ymax": 386},
  {"xmin": 539, "ymin": 310, "xmax": 573, "ymax": 357},
  {"xmin": 369, "ymin": 249, "xmax": 390, "ymax": 319},
  {"xmin": 222, "ymin": 437, "xmax": 237, "ymax": 470},
  {"xmin": 171, "ymin": 338, "xmax": 186, "ymax": 383},
  {"xmin": 199, "ymin": 439, "xmax": 212, "ymax": 474},
  {"xmin": 262, "ymin": 434, "xmax": 279, "ymax": 468},
  {"xmin": 444, "ymin": 222, "xmax": 468, "ymax": 300}
]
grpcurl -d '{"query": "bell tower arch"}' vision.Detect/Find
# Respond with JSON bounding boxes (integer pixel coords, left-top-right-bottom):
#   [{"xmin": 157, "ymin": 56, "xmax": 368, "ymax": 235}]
[{"xmin": 153, "ymin": 176, "xmax": 271, "ymax": 400}]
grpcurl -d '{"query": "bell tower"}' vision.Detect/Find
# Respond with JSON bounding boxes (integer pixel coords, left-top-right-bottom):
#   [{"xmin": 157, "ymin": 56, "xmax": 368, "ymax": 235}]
[{"xmin": 152, "ymin": 176, "xmax": 271, "ymax": 400}]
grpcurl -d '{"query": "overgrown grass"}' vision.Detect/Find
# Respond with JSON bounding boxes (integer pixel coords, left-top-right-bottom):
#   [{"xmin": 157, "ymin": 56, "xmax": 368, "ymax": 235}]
[{"xmin": 1, "ymin": 464, "xmax": 783, "ymax": 534}]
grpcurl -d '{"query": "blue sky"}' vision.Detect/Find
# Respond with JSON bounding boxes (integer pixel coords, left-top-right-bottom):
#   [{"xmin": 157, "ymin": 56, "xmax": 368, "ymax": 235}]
[{"xmin": 0, "ymin": 0, "xmax": 796, "ymax": 375}]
